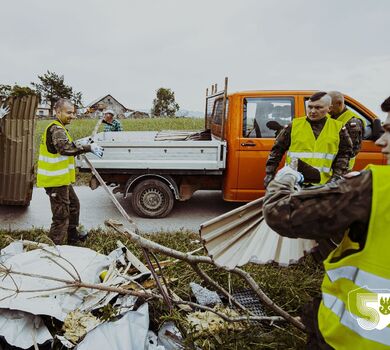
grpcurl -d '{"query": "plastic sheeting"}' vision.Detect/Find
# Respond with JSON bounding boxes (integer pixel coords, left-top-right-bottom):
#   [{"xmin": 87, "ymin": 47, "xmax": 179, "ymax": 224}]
[{"xmin": 77, "ymin": 304, "xmax": 149, "ymax": 350}]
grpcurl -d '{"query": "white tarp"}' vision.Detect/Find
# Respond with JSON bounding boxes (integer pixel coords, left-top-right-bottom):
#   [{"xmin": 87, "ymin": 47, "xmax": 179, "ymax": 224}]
[
  {"xmin": 0, "ymin": 309, "xmax": 52, "ymax": 349},
  {"xmin": 76, "ymin": 303, "xmax": 150, "ymax": 350},
  {"xmin": 0, "ymin": 243, "xmax": 112, "ymax": 321}
]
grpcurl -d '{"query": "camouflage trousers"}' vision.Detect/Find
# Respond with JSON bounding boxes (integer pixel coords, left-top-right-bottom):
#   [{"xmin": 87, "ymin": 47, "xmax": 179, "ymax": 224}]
[{"xmin": 45, "ymin": 185, "xmax": 80, "ymax": 245}]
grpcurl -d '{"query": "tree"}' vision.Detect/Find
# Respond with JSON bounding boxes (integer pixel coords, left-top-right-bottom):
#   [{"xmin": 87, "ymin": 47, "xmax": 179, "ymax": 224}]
[
  {"xmin": 0, "ymin": 84, "xmax": 11, "ymax": 99},
  {"xmin": 0, "ymin": 84, "xmax": 37, "ymax": 99},
  {"xmin": 151, "ymin": 88, "xmax": 180, "ymax": 117},
  {"xmin": 31, "ymin": 71, "xmax": 82, "ymax": 116}
]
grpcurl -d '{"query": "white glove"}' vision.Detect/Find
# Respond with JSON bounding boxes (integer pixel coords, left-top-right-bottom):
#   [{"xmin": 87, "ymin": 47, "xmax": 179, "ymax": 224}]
[
  {"xmin": 274, "ymin": 165, "xmax": 304, "ymax": 185},
  {"xmin": 75, "ymin": 137, "xmax": 92, "ymax": 146},
  {"xmin": 90, "ymin": 144, "xmax": 104, "ymax": 158},
  {"xmin": 0, "ymin": 104, "xmax": 10, "ymax": 119}
]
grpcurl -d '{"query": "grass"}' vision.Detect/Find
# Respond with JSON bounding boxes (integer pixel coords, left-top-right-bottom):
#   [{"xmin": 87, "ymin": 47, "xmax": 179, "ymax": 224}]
[
  {"xmin": 0, "ymin": 227, "xmax": 323, "ymax": 349},
  {"xmin": 24, "ymin": 117, "xmax": 323, "ymax": 348},
  {"xmin": 34, "ymin": 117, "xmax": 204, "ymax": 185}
]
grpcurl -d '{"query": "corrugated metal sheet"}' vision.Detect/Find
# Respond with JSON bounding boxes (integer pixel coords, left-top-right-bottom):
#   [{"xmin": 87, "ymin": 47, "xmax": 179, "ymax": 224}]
[
  {"xmin": 0, "ymin": 95, "xmax": 38, "ymax": 205},
  {"xmin": 199, "ymin": 197, "xmax": 317, "ymax": 269}
]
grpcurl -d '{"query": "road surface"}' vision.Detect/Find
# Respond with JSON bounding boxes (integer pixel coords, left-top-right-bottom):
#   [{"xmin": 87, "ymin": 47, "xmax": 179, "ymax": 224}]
[{"xmin": 0, "ymin": 187, "xmax": 242, "ymax": 233}]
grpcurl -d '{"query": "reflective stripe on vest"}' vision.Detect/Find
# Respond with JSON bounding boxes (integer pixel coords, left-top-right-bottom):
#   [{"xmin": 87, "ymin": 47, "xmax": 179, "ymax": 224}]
[
  {"xmin": 321, "ymin": 293, "xmax": 390, "ymax": 347},
  {"xmin": 318, "ymin": 165, "xmax": 390, "ymax": 349},
  {"xmin": 36, "ymin": 121, "xmax": 76, "ymax": 188},
  {"xmin": 286, "ymin": 117, "xmax": 343, "ymax": 184}
]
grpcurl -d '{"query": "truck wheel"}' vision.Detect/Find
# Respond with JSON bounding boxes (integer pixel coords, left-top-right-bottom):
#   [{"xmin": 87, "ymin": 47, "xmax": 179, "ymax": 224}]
[{"xmin": 131, "ymin": 179, "xmax": 174, "ymax": 218}]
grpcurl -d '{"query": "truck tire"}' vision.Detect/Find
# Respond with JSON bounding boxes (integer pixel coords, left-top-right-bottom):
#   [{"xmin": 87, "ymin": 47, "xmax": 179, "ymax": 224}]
[{"xmin": 131, "ymin": 179, "xmax": 175, "ymax": 218}]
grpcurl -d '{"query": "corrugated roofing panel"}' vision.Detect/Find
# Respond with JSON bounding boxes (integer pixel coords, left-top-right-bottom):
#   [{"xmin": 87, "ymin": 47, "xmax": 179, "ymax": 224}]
[
  {"xmin": 0, "ymin": 95, "xmax": 38, "ymax": 205},
  {"xmin": 199, "ymin": 197, "xmax": 317, "ymax": 268}
]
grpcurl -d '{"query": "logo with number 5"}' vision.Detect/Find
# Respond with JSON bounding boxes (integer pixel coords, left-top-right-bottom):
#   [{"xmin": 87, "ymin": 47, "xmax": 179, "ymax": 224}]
[{"xmin": 349, "ymin": 287, "xmax": 390, "ymax": 331}]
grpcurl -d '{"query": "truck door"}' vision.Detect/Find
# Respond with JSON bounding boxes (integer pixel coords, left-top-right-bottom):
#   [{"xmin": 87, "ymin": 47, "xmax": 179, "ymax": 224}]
[{"xmin": 235, "ymin": 96, "xmax": 295, "ymax": 201}]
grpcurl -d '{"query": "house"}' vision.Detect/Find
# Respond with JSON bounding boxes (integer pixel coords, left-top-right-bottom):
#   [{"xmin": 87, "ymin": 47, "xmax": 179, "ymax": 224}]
[
  {"xmin": 86, "ymin": 94, "xmax": 130, "ymax": 118},
  {"xmin": 36, "ymin": 99, "xmax": 50, "ymax": 118}
]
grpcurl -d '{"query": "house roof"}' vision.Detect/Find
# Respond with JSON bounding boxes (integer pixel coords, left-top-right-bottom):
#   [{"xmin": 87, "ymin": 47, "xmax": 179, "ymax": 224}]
[{"xmin": 86, "ymin": 94, "xmax": 128, "ymax": 110}]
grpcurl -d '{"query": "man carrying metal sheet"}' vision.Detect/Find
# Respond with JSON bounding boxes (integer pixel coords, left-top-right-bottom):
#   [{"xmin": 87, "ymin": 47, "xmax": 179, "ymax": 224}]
[
  {"xmin": 36, "ymin": 99, "xmax": 104, "ymax": 245},
  {"xmin": 263, "ymin": 97, "xmax": 390, "ymax": 349}
]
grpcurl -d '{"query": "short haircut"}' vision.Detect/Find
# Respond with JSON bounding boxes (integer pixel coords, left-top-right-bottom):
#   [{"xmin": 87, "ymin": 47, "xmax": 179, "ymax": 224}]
[
  {"xmin": 381, "ymin": 96, "xmax": 390, "ymax": 112},
  {"xmin": 328, "ymin": 90, "xmax": 344, "ymax": 104},
  {"xmin": 309, "ymin": 91, "xmax": 328, "ymax": 102},
  {"xmin": 54, "ymin": 98, "xmax": 73, "ymax": 112}
]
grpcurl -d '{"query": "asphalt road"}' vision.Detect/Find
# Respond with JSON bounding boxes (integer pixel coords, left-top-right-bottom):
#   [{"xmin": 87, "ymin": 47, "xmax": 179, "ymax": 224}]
[{"xmin": 0, "ymin": 187, "xmax": 242, "ymax": 234}]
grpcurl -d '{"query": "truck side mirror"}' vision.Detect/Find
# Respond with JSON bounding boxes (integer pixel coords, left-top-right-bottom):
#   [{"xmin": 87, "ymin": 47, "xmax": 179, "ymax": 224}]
[{"xmin": 371, "ymin": 118, "xmax": 384, "ymax": 141}]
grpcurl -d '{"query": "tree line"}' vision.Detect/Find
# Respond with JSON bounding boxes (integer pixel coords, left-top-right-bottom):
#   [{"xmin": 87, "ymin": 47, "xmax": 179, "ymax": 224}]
[{"xmin": 0, "ymin": 71, "xmax": 180, "ymax": 118}]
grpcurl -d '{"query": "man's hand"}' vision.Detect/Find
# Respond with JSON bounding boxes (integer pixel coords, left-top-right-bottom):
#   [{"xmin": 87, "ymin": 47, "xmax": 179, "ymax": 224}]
[
  {"xmin": 274, "ymin": 165, "xmax": 304, "ymax": 185},
  {"xmin": 90, "ymin": 144, "xmax": 104, "ymax": 158},
  {"xmin": 75, "ymin": 137, "xmax": 93, "ymax": 146},
  {"xmin": 0, "ymin": 104, "xmax": 10, "ymax": 119}
]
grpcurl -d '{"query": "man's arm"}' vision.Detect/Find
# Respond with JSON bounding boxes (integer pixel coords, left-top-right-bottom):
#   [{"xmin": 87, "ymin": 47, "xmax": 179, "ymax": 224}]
[
  {"xmin": 264, "ymin": 124, "xmax": 292, "ymax": 187},
  {"xmin": 263, "ymin": 170, "xmax": 371, "ymax": 241},
  {"xmin": 114, "ymin": 119, "xmax": 123, "ymax": 131},
  {"xmin": 345, "ymin": 117, "xmax": 364, "ymax": 157},
  {"xmin": 331, "ymin": 127, "xmax": 353, "ymax": 178},
  {"xmin": 50, "ymin": 125, "xmax": 91, "ymax": 156}
]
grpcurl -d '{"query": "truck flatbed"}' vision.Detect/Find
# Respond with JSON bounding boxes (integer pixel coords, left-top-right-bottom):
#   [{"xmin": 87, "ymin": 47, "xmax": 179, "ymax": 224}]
[{"xmin": 76, "ymin": 131, "xmax": 226, "ymax": 172}]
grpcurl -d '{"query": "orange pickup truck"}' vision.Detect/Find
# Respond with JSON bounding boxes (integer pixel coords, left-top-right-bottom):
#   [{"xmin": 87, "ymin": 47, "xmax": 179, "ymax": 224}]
[{"xmin": 78, "ymin": 79, "xmax": 384, "ymax": 217}]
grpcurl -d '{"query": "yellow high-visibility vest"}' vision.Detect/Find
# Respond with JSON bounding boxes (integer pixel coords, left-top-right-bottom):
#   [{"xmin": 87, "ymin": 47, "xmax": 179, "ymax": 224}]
[
  {"xmin": 286, "ymin": 117, "xmax": 343, "ymax": 184},
  {"xmin": 36, "ymin": 121, "xmax": 76, "ymax": 187},
  {"xmin": 318, "ymin": 165, "xmax": 390, "ymax": 349},
  {"xmin": 335, "ymin": 109, "xmax": 366, "ymax": 170}
]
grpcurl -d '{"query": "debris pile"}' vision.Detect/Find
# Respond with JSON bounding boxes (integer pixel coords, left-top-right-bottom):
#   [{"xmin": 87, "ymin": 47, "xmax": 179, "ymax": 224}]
[{"xmin": 0, "ymin": 215, "xmax": 307, "ymax": 349}]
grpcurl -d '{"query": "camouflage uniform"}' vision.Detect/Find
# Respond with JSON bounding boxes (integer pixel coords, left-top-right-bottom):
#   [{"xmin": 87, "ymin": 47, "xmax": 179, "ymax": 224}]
[
  {"xmin": 264, "ymin": 117, "xmax": 353, "ymax": 187},
  {"xmin": 263, "ymin": 170, "xmax": 372, "ymax": 349},
  {"xmin": 331, "ymin": 107, "xmax": 364, "ymax": 160},
  {"xmin": 104, "ymin": 119, "xmax": 123, "ymax": 132},
  {"xmin": 45, "ymin": 121, "xmax": 91, "ymax": 244}
]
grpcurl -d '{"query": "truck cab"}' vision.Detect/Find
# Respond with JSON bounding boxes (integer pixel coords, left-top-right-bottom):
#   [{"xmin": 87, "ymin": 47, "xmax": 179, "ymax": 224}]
[{"xmin": 206, "ymin": 88, "xmax": 385, "ymax": 202}]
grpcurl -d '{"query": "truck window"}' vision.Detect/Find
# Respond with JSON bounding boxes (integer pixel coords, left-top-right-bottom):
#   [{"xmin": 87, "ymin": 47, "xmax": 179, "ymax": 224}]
[
  {"xmin": 243, "ymin": 98, "xmax": 293, "ymax": 138},
  {"xmin": 212, "ymin": 98, "xmax": 228, "ymax": 125},
  {"xmin": 304, "ymin": 99, "xmax": 373, "ymax": 140}
]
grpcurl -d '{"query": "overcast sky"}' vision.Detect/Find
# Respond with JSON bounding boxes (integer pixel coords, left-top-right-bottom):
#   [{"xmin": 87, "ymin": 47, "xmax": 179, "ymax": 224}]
[{"xmin": 1, "ymin": 0, "xmax": 389, "ymax": 115}]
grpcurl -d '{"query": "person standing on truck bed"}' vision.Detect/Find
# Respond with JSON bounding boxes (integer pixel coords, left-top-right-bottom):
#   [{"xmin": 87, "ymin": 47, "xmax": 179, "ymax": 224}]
[
  {"xmin": 264, "ymin": 92, "xmax": 352, "ymax": 188},
  {"xmin": 36, "ymin": 98, "xmax": 104, "ymax": 245},
  {"xmin": 103, "ymin": 109, "xmax": 123, "ymax": 132},
  {"xmin": 262, "ymin": 96, "xmax": 390, "ymax": 350},
  {"xmin": 328, "ymin": 91, "xmax": 365, "ymax": 170}
]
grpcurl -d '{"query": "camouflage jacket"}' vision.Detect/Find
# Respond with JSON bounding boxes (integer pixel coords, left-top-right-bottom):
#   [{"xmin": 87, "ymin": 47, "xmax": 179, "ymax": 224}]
[
  {"xmin": 332, "ymin": 108, "xmax": 364, "ymax": 157},
  {"xmin": 263, "ymin": 170, "xmax": 371, "ymax": 244},
  {"xmin": 263, "ymin": 170, "xmax": 372, "ymax": 349},
  {"xmin": 47, "ymin": 120, "xmax": 91, "ymax": 156},
  {"xmin": 104, "ymin": 119, "xmax": 123, "ymax": 132},
  {"xmin": 265, "ymin": 117, "xmax": 353, "ymax": 182}
]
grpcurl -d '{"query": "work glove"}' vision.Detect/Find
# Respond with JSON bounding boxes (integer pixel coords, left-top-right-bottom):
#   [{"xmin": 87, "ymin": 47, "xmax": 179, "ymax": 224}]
[
  {"xmin": 0, "ymin": 104, "xmax": 10, "ymax": 119},
  {"xmin": 75, "ymin": 137, "xmax": 93, "ymax": 147},
  {"xmin": 90, "ymin": 143, "xmax": 104, "ymax": 158},
  {"xmin": 274, "ymin": 165, "xmax": 304, "ymax": 186}
]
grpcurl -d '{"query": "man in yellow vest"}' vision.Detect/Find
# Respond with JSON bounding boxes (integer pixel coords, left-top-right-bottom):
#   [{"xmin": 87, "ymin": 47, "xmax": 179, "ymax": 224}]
[
  {"xmin": 328, "ymin": 91, "xmax": 365, "ymax": 170},
  {"xmin": 263, "ymin": 97, "xmax": 390, "ymax": 349},
  {"xmin": 264, "ymin": 92, "xmax": 352, "ymax": 187},
  {"xmin": 37, "ymin": 98, "xmax": 104, "ymax": 245}
]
